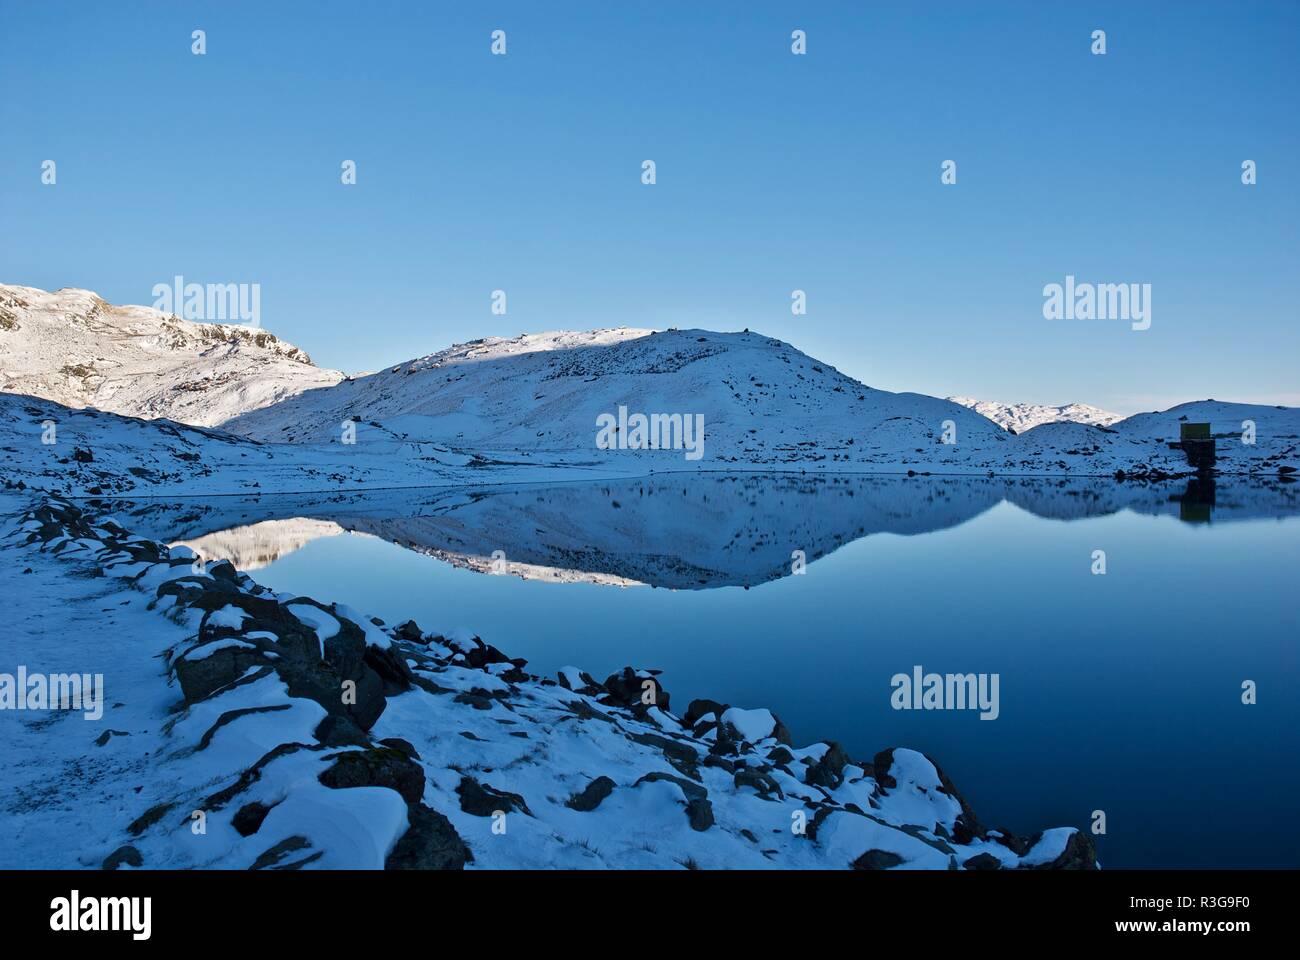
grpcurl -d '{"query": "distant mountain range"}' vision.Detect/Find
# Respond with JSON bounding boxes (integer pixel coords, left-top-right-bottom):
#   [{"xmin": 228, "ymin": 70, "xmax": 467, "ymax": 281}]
[
  {"xmin": 2, "ymin": 285, "xmax": 1296, "ymax": 494},
  {"xmin": 4, "ymin": 285, "xmax": 1126, "ymax": 438},
  {"xmin": 946, "ymin": 397, "xmax": 1124, "ymax": 433}
]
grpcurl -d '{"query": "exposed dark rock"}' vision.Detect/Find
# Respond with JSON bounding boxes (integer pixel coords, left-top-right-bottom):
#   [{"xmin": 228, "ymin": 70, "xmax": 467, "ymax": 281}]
[
  {"xmin": 385, "ymin": 803, "xmax": 472, "ymax": 870},
  {"xmin": 852, "ymin": 849, "xmax": 904, "ymax": 870},
  {"xmin": 453, "ymin": 691, "xmax": 494, "ymax": 710},
  {"xmin": 314, "ymin": 713, "xmax": 369, "ymax": 747},
  {"xmin": 565, "ymin": 776, "xmax": 616, "ymax": 812},
  {"xmin": 363, "ymin": 643, "xmax": 414, "ymax": 696},
  {"xmin": 684, "ymin": 698, "xmax": 727, "ymax": 728},
  {"xmin": 963, "ymin": 852, "xmax": 1002, "ymax": 870},
  {"xmin": 456, "ymin": 776, "xmax": 532, "ymax": 817},
  {"xmin": 734, "ymin": 767, "xmax": 783, "ymax": 800},
  {"xmin": 173, "ymin": 645, "xmax": 265, "ymax": 704},
  {"xmin": 633, "ymin": 771, "xmax": 706, "ymax": 801},
  {"xmin": 601, "ymin": 666, "xmax": 669, "ymax": 711},
  {"xmin": 685, "ymin": 797, "xmax": 715, "ymax": 831},
  {"xmin": 767, "ymin": 745, "xmax": 795, "ymax": 766},
  {"xmin": 992, "ymin": 831, "xmax": 1030, "ymax": 856},
  {"xmin": 126, "ymin": 802, "xmax": 174, "ymax": 837},
  {"xmin": 378, "ymin": 737, "xmax": 421, "ymax": 760},
  {"xmin": 626, "ymin": 732, "xmax": 701, "ymax": 780},
  {"xmin": 318, "ymin": 747, "xmax": 426, "ymax": 805},
  {"xmin": 804, "ymin": 741, "xmax": 852, "ymax": 789},
  {"xmin": 556, "ymin": 668, "xmax": 602, "ymax": 694},
  {"xmin": 232, "ymin": 802, "xmax": 275, "ymax": 837},
  {"xmin": 250, "ymin": 835, "xmax": 323, "ymax": 870},
  {"xmin": 393, "ymin": 619, "xmax": 424, "ymax": 642},
  {"xmin": 101, "ymin": 845, "xmax": 142, "ymax": 870}
]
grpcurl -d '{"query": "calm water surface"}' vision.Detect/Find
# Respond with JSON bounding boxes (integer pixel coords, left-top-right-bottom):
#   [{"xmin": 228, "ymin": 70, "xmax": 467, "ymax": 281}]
[{"xmin": 99, "ymin": 474, "xmax": 1300, "ymax": 868}]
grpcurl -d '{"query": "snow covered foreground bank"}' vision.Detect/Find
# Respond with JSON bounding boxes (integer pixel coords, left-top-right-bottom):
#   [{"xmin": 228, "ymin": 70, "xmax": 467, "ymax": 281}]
[{"xmin": 1, "ymin": 497, "xmax": 1094, "ymax": 870}]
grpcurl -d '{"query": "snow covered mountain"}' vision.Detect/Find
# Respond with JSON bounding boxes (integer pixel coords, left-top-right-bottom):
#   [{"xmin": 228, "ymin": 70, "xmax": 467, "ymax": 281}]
[
  {"xmin": 224, "ymin": 327, "xmax": 1012, "ymax": 468},
  {"xmin": 3, "ymin": 288, "xmax": 1296, "ymax": 490},
  {"xmin": 948, "ymin": 396, "xmax": 1124, "ymax": 433},
  {"xmin": 0, "ymin": 284, "xmax": 345, "ymax": 427},
  {"xmin": 222, "ymin": 328, "xmax": 1298, "ymax": 478}
]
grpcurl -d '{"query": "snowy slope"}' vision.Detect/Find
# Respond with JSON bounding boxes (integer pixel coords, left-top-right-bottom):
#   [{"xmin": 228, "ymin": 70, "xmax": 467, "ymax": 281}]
[
  {"xmin": 0, "ymin": 393, "xmax": 490, "ymax": 498},
  {"xmin": 0, "ymin": 284, "xmax": 345, "ymax": 427},
  {"xmin": 4, "ymin": 388, "xmax": 1297, "ymax": 502},
  {"xmin": 948, "ymin": 396, "xmax": 1123, "ymax": 433},
  {"xmin": 0, "ymin": 495, "xmax": 1096, "ymax": 870}
]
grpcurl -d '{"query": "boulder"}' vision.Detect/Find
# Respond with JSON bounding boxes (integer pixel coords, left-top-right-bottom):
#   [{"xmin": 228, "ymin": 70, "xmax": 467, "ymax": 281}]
[
  {"xmin": 601, "ymin": 667, "xmax": 669, "ymax": 711},
  {"xmin": 566, "ymin": 776, "xmax": 616, "ymax": 812},
  {"xmin": 318, "ymin": 748, "xmax": 426, "ymax": 805},
  {"xmin": 385, "ymin": 803, "xmax": 472, "ymax": 870},
  {"xmin": 455, "ymin": 776, "xmax": 532, "ymax": 817}
]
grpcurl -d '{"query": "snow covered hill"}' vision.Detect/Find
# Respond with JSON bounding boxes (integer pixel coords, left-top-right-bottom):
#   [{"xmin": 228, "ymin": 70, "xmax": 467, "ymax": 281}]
[
  {"xmin": 948, "ymin": 397, "xmax": 1123, "ymax": 433},
  {"xmin": 224, "ymin": 328, "xmax": 1298, "ymax": 477},
  {"xmin": 225, "ymin": 327, "xmax": 1013, "ymax": 468},
  {"xmin": 3, "ymin": 389, "xmax": 1296, "ymax": 502},
  {"xmin": 0, "ymin": 393, "xmax": 487, "ymax": 498},
  {"xmin": 2, "ymin": 287, "xmax": 1296, "ymax": 490},
  {"xmin": 0, "ymin": 285, "xmax": 345, "ymax": 427}
]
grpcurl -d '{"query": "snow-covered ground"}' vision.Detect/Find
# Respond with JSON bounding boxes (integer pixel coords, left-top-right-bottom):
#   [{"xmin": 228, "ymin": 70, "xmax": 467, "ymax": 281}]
[
  {"xmin": 3, "ymin": 387, "xmax": 1295, "ymax": 502},
  {"xmin": 0, "ymin": 494, "xmax": 1095, "ymax": 870},
  {"xmin": 0, "ymin": 393, "xmax": 498, "ymax": 498},
  {"xmin": 0, "ymin": 285, "xmax": 344, "ymax": 427},
  {"xmin": 948, "ymin": 397, "xmax": 1124, "ymax": 433}
]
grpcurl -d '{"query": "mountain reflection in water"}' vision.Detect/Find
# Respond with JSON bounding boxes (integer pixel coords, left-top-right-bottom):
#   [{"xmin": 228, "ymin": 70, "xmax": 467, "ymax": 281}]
[{"xmin": 91, "ymin": 473, "xmax": 1299, "ymax": 588}]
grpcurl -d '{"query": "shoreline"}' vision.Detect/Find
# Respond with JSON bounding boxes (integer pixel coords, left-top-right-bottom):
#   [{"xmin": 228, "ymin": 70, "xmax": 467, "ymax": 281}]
[{"xmin": 1, "ymin": 495, "xmax": 1096, "ymax": 870}]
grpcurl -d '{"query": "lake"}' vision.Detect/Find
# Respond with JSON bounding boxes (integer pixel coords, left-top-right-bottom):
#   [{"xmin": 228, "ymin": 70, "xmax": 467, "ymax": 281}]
[{"xmin": 93, "ymin": 473, "xmax": 1300, "ymax": 868}]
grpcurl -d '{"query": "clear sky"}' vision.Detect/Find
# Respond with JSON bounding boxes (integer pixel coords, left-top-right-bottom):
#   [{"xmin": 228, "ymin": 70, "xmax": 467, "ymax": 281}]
[{"xmin": 3, "ymin": 1, "xmax": 1296, "ymax": 414}]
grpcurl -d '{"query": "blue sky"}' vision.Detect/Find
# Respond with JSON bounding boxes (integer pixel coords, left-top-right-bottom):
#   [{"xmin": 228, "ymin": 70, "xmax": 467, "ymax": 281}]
[{"xmin": 3, "ymin": 1, "xmax": 1296, "ymax": 414}]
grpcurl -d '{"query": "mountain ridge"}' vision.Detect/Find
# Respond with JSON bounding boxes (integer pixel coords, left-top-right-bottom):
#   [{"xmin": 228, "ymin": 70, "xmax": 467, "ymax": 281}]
[
  {"xmin": 0, "ymin": 284, "xmax": 345, "ymax": 427},
  {"xmin": 947, "ymin": 396, "xmax": 1124, "ymax": 433}
]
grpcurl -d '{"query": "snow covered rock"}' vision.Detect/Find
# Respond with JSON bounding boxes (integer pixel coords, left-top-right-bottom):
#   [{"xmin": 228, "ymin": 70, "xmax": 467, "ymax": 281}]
[{"xmin": 0, "ymin": 285, "xmax": 345, "ymax": 427}]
